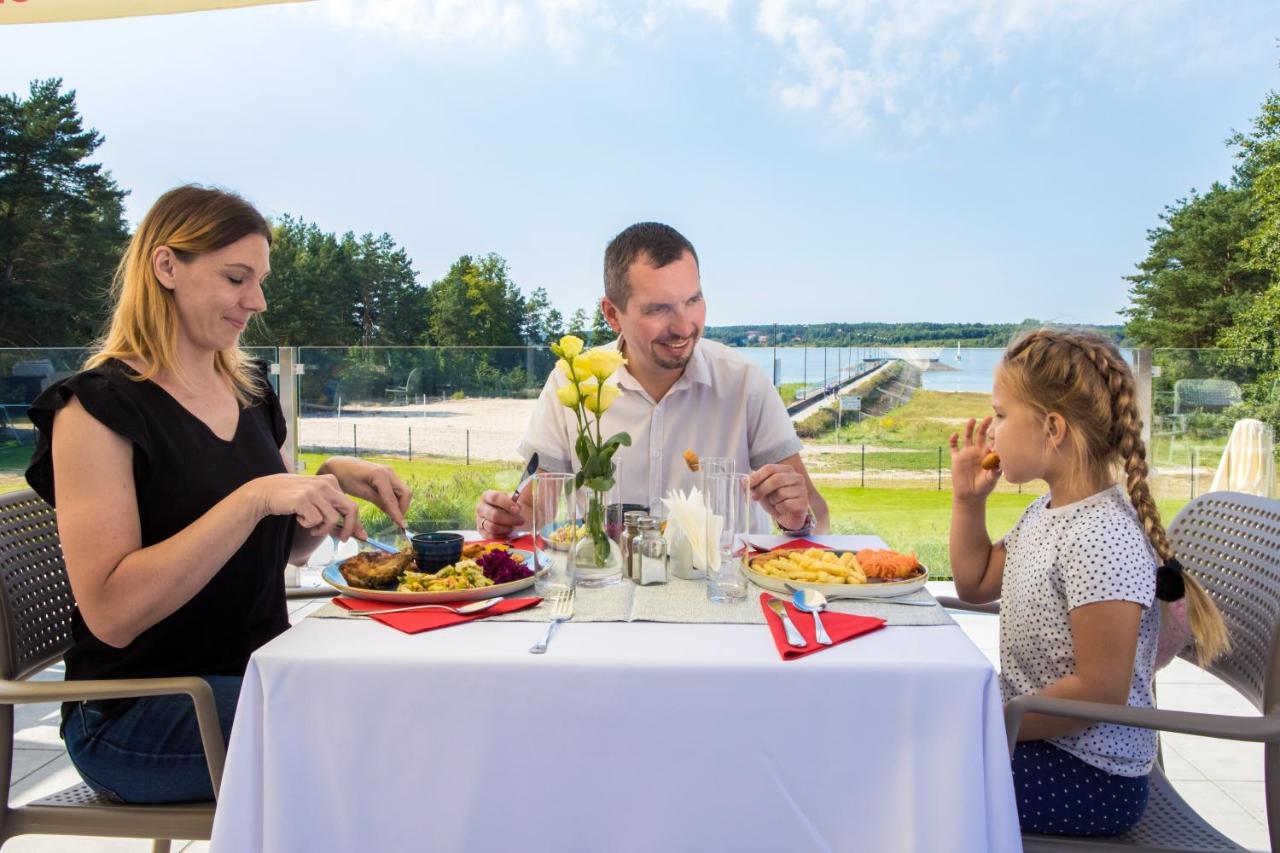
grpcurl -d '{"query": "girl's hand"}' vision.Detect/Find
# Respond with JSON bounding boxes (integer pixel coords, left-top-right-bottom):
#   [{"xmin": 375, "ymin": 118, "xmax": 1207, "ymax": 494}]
[
  {"xmin": 251, "ymin": 473, "xmax": 363, "ymax": 540},
  {"xmin": 949, "ymin": 417, "xmax": 1001, "ymax": 503},
  {"xmin": 316, "ymin": 457, "xmax": 413, "ymax": 530}
]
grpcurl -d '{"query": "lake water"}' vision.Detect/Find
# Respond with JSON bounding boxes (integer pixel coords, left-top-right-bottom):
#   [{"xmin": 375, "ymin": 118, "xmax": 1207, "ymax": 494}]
[{"xmin": 731, "ymin": 345, "xmax": 1135, "ymax": 395}]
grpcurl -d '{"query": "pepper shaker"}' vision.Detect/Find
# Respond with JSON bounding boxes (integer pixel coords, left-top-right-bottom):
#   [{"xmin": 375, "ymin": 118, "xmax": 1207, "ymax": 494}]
[{"xmin": 621, "ymin": 511, "xmax": 646, "ymax": 582}]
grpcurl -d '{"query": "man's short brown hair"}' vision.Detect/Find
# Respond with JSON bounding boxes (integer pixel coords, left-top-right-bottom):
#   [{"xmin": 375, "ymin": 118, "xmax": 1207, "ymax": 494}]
[{"xmin": 603, "ymin": 222, "xmax": 699, "ymax": 310}]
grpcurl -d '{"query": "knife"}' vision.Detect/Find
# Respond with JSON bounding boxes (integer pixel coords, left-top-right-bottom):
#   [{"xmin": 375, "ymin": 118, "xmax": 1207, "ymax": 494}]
[
  {"xmin": 510, "ymin": 452, "xmax": 540, "ymax": 502},
  {"xmin": 767, "ymin": 597, "xmax": 807, "ymax": 647}
]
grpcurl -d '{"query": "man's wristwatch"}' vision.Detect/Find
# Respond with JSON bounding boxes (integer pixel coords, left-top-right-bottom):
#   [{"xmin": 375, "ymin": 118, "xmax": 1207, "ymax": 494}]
[{"xmin": 777, "ymin": 507, "xmax": 816, "ymax": 536}]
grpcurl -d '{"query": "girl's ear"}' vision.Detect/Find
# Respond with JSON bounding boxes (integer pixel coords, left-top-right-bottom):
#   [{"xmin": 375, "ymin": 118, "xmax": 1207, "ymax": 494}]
[{"xmin": 1045, "ymin": 412, "xmax": 1068, "ymax": 450}]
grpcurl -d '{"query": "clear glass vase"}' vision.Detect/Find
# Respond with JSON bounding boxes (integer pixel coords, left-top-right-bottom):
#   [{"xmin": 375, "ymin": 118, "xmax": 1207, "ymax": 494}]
[{"xmin": 570, "ymin": 480, "xmax": 625, "ymax": 588}]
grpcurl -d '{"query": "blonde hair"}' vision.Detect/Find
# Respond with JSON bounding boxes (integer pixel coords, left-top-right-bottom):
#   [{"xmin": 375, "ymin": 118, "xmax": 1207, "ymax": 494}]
[
  {"xmin": 87, "ymin": 185, "xmax": 271, "ymax": 406},
  {"xmin": 1000, "ymin": 329, "xmax": 1229, "ymax": 665}
]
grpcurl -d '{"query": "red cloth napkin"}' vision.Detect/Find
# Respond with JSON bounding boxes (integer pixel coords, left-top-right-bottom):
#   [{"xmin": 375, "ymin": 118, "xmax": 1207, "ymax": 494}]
[
  {"xmin": 751, "ymin": 537, "xmax": 831, "ymax": 552},
  {"xmin": 333, "ymin": 596, "xmax": 541, "ymax": 634},
  {"xmin": 470, "ymin": 535, "xmax": 537, "ymax": 551},
  {"xmin": 759, "ymin": 593, "xmax": 885, "ymax": 660}
]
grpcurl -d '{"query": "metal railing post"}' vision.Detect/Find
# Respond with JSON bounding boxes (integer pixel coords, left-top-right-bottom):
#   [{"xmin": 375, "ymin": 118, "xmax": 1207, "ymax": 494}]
[
  {"xmin": 1135, "ymin": 349, "xmax": 1153, "ymax": 454},
  {"xmin": 277, "ymin": 347, "xmax": 300, "ymax": 472}
]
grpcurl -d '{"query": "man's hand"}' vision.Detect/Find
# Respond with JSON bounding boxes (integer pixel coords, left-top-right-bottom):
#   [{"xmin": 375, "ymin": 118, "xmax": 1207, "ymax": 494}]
[
  {"xmin": 475, "ymin": 491, "xmax": 527, "ymax": 539},
  {"xmin": 749, "ymin": 463, "xmax": 810, "ymax": 530}
]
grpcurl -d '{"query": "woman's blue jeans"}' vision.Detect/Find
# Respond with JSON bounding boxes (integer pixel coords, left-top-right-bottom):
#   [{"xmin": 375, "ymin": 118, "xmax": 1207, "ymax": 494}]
[{"xmin": 62, "ymin": 675, "xmax": 241, "ymax": 804}]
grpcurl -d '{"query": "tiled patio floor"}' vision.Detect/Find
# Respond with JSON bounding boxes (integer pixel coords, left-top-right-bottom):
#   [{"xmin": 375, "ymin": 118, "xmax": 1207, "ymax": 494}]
[{"xmin": 3, "ymin": 583, "xmax": 1269, "ymax": 852}]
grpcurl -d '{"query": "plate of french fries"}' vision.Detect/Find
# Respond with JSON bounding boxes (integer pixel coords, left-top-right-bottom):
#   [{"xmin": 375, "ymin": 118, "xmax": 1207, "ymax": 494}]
[{"xmin": 744, "ymin": 547, "xmax": 928, "ymax": 598}]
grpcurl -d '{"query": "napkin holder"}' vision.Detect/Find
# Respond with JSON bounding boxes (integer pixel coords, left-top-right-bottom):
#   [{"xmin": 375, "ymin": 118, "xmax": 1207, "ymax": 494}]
[{"xmin": 661, "ymin": 487, "xmax": 709, "ymax": 581}]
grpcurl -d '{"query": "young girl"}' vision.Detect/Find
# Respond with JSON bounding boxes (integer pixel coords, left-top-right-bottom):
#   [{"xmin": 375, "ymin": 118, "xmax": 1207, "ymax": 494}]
[{"xmin": 949, "ymin": 329, "xmax": 1228, "ymax": 837}]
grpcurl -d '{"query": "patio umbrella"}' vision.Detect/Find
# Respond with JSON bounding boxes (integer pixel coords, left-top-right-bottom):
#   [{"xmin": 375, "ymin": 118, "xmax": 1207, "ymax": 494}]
[
  {"xmin": 1, "ymin": 0, "xmax": 313, "ymax": 25},
  {"xmin": 1210, "ymin": 418, "xmax": 1277, "ymax": 498}
]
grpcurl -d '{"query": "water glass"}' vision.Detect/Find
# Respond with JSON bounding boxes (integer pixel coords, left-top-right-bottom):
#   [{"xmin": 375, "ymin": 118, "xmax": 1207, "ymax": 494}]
[
  {"xmin": 531, "ymin": 472, "xmax": 576, "ymax": 596},
  {"xmin": 705, "ymin": 471, "xmax": 749, "ymax": 603}
]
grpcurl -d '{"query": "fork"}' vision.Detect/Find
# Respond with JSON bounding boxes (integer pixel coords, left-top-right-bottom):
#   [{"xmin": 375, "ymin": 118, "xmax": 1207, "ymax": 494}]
[
  {"xmin": 529, "ymin": 589, "xmax": 574, "ymax": 654},
  {"xmin": 346, "ymin": 597, "xmax": 503, "ymax": 618}
]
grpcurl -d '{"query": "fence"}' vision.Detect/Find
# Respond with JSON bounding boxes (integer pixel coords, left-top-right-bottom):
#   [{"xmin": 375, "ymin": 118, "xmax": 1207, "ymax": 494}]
[{"xmin": 0, "ymin": 346, "xmax": 1276, "ymax": 504}]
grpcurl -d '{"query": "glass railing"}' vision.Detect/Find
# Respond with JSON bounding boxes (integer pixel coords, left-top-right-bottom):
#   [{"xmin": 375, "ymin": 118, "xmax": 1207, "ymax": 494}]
[
  {"xmin": 1150, "ymin": 348, "xmax": 1278, "ymax": 502},
  {"xmin": 2, "ymin": 343, "xmax": 1274, "ymax": 571},
  {"xmin": 0, "ymin": 347, "xmax": 276, "ymax": 491}
]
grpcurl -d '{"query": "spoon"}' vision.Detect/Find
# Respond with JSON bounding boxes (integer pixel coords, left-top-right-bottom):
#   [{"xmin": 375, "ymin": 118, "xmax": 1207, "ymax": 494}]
[
  {"xmin": 351, "ymin": 596, "xmax": 504, "ymax": 618},
  {"xmin": 784, "ymin": 582, "xmax": 936, "ymax": 607},
  {"xmin": 790, "ymin": 587, "xmax": 833, "ymax": 645}
]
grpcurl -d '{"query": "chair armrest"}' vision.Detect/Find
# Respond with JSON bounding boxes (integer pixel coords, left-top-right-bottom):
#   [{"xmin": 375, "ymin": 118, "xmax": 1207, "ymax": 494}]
[
  {"xmin": 0, "ymin": 675, "xmax": 226, "ymax": 797},
  {"xmin": 1004, "ymin": 693, "xmax": 1280, "ymax": 756},
  {"xmin": 934, "ymin": 595, "xmax": 1000, "ymax": 615}
]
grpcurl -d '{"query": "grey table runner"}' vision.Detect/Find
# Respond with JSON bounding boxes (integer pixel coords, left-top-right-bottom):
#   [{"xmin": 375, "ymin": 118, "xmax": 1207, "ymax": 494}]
[{"xmin": 313, "ymin": 576, "xmax": 953, "ymax": 627}]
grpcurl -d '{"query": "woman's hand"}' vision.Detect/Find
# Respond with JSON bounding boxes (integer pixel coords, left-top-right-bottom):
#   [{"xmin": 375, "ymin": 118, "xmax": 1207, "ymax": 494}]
[
  {"xmin": 949, "ymin": 417, "xmax": 1001, "ymax": 504},
  {"xmin": 251, "ymin": 473, "xmax": 363, "ymax": 540},
  {"xmin": 316, "ymin": 456, "xmax": 412, "ymax": 529}
]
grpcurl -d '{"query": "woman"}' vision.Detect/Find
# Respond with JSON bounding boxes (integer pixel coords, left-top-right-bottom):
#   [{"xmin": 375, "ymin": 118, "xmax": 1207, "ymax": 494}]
[{"xmin": 25, "ymin": 185, "xmax": 412, "ymax": 804}]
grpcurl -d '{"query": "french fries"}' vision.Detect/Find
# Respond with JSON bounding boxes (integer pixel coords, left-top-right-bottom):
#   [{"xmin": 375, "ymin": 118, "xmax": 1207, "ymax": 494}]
[{"xmin": 749, "ymin": 548, "xmax": 868, "ymax": 585}]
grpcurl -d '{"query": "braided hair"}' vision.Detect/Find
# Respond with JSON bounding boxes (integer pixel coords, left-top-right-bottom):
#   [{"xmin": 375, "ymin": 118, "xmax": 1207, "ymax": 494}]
[{"xmin": 1001, "ymin": 329, "xmax": 1228, "ymax": 665}]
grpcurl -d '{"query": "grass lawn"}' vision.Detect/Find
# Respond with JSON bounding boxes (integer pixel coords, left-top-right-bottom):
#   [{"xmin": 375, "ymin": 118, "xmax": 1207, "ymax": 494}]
[
  {"xmin": 833, "ymin": 389, "xmax": 990, "ymax": 446},
  {"xmin": 777, "ymin": 382, "xmax": 805, "ymax": 403},
  {"xmin": 822, "ymin": 483, "xmax": 1189, "ymax": 578},
  {"xmin": 3, "ymin": 447, "xmax": 1196, "ymax": 581}
]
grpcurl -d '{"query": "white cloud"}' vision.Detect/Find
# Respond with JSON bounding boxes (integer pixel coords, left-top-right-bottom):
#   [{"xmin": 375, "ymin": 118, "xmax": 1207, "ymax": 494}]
[{"xmin": 307, "ymin": 0, "xmax": 1273, "ymax": 136}]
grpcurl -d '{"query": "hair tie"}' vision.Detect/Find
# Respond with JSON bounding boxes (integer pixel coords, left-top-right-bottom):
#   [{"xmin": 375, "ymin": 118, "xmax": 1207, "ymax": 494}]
[{"xmin": 1156, "ymin": 557, "xmax": 1186, "ymax": 602}]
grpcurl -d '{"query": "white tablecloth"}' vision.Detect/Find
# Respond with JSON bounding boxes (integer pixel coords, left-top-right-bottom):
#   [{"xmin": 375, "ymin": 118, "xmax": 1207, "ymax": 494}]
[{"xmin": 211, "ymin": 538, "xmax": 1021, "ymax": 853}]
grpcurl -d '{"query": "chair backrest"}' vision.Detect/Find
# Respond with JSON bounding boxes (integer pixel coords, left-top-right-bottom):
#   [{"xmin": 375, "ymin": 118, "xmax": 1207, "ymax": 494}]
[
  {"xmin": 1167, "ymin": 491, "xmax": 1280, "ymax": 712},
  {"xmin": 0, "ymin": 490, "xmax": 74, "ymax": 681}
]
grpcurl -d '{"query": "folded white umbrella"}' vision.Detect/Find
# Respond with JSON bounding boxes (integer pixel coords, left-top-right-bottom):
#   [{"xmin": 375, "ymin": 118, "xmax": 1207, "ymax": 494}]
[
  {"xmin": 1, "ymin": 0, "xmax": 313, "ymax": 24},
  {"xmin": 1210, "ymin": 418, "xmax": 1276, "ymax": 498}
]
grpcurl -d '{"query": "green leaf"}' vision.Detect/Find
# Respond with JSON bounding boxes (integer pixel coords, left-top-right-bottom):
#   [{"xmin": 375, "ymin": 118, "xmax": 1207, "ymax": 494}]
[{"xmin": 584, "ymin": 476, "xmax": 614, "ymax": 492}]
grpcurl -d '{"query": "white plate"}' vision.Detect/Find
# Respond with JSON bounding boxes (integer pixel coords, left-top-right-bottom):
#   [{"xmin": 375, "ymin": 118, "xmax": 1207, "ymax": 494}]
[
  {"xmin": 744, "ymin": 552, "xmax": 929, "ymax": 599},
  {"xmin": 322, "ymin": 548, "xmax": 535, "ymax": 603}
]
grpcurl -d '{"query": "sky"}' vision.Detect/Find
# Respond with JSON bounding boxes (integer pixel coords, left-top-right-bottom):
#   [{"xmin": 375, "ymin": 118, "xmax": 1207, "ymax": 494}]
[{"xmin": 2, "ymin": 0, "xmax": 1279, "ymax": 327}]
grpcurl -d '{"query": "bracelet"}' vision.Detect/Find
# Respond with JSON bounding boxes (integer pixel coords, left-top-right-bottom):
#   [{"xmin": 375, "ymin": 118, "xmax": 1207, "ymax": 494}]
[{"xmin": 778, "ymin": 508, "xmax": 816, "ymax": 536}]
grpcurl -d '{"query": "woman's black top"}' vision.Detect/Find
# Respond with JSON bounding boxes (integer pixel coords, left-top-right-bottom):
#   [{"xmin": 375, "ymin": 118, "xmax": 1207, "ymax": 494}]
[{"xmin": 25, "ymin": 358, "xmax": 294, "ymax": 719}]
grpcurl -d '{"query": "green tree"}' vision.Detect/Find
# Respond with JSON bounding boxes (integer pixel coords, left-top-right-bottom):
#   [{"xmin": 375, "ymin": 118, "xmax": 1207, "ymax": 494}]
[
  {"xmin": 426, "ymin": 253, "xmax": 525, "ymax": 347},
  {"xmin": 567, "ymin": 308, "xmax": 588, "ymax": 338},
  {"xmin": 248, "ymin": 217, "xmax": 428, "ymax": 347},
  {"xmin": 1122, "ymin": 183, "xmax": 1271, "ymax": 347},
  {"xmin": 589, "ymin": 302, "xmax": 616, "ymax": 345},
  {"xmin": 1231, "ymin": 89, "xmax": 1280, "ymax": 275},
  {"xmin": 522, "ymin": 286, "xmax": 554, "ymax": 344},
  {"xmin": 544, "ymin": 307, "xmax": 565, "ymax": 341},
  {"xmin": 0, "ymin": 78, "xmax": 128, "ymax": 346}
]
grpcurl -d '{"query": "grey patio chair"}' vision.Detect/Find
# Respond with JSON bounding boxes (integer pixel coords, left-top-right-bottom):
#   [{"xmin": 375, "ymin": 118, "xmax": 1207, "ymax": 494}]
[
  {"xmin": 385, "ymin": 367, "xmax": 421, "ymax": 404},
  {"xmin": 939, "ymin": 490, "xmax": 1280, "ymax": 851},
  {"xmin": 0, "ymin": 489, "xmax": 222, "ymax": 852}
]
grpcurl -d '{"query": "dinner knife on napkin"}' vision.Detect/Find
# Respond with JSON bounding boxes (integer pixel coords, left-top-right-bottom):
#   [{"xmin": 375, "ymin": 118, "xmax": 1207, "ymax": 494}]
[
  {"xmin": 767, "ymin": 597, "xmax": 807, "ymax": 647},
  {"xmin": 510, "ymin": 452, "xmax": 540, "ymax": 502}
]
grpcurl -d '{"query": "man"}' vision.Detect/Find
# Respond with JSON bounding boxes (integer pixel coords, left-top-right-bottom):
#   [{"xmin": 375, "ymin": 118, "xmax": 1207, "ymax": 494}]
[{"xmin": 475, "ymin": 222, "xmax": 828, "ymax": 537}]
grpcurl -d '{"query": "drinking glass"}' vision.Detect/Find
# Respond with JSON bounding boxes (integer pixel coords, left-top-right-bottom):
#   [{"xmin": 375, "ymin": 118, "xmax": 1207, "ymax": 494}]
[
  {"xmin": 531, "ymin": 472, "xmax": 576, "ymax": 596},
  {"xmin": 705, "ymin": 471, "xmax": 749, "ymax": 603}
]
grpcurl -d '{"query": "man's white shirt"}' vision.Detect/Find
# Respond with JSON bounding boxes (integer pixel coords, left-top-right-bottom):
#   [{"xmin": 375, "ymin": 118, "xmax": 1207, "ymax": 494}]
[{"xmin": 517, "ymin": 338, "xmax": 803, "ymax": 532}]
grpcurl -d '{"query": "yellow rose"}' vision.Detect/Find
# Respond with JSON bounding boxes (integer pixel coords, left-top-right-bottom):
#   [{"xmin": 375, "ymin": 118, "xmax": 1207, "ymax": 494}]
[
  {"xmin": 556, "ymin": 383, "xmax": 582, "ymax": 408},
  {"xmin": 580, "ymin": 347, "xmax": 627, "ymax": 381},
  {"xmin": 583, "ymin": 382, "xmax": 620, "ymax": 414},
  {"xmin": 557, "ymin": 335, "xmax": 585, "ymax": 360},
  {"xmin": 556, "ymin": 358, "xmax": 593, "ymax": 383}
]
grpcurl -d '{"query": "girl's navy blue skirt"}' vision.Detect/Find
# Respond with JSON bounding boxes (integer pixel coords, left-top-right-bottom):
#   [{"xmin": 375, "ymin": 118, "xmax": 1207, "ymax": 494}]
[{"xmin": 1013, "ymin": 740, "xmax": 1149, "ymax": 836}]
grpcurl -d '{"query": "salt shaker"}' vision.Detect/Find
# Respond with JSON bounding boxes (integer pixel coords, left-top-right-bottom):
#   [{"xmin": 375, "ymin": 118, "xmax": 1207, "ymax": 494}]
[{"xmin": 636, "ymin": 518, "xmax": 668, "ymax": 585}]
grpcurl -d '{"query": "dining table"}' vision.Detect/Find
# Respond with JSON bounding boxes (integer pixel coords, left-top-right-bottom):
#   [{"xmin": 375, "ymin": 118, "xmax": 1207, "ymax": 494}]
[{"xmin": 209, "ymin": 534, "xmax": 1021, "ymax": 852}]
